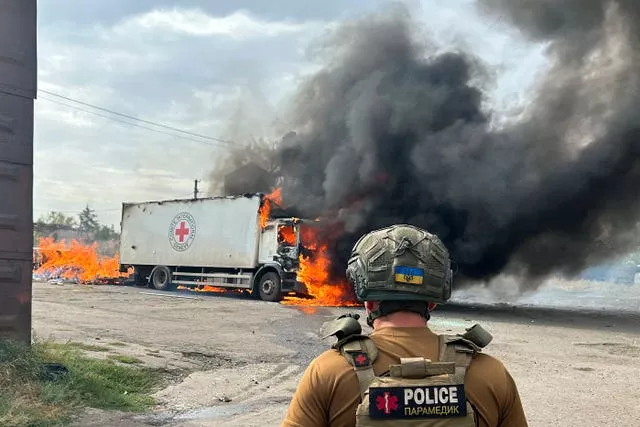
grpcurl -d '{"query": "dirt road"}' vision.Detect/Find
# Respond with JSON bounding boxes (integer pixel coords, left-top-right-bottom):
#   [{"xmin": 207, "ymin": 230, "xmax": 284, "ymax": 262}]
[{"xmin": 32, "ymin": 281, "xmax": 640, "ymax": 427}]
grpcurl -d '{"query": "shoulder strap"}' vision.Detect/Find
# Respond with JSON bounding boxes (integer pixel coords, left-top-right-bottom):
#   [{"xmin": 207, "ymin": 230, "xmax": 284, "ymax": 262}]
[
  {"xmin": 438, "ymin": 323, "xmax": 492, "ymax": 381},
  {"xmin": 321, "ymin": 313, "xmax": 379, "ymax": 401},
  {"xmin": 338, "ymin": 337, "xmax": 379, "ymax": 401},
  {"xmin": 438, "ymin": 335, "xmax": 478, "ymax": 382}
]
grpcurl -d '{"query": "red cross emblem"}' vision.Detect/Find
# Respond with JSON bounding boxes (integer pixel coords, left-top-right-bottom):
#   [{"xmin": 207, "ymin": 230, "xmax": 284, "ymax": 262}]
[
  {"xmin": 169, "ymin": 212, "xmax": 196, "ymax": 252},
  {"xmin": 349, "ymin": 351, "xmax": 369, "ymax": 367},
  {"xmin": 175, "ymin": 221, "xmax": 190, "ymax": 242},
  {"xmin": 375, "ymin": 392, "xmax": 398, "ymax": 414}
]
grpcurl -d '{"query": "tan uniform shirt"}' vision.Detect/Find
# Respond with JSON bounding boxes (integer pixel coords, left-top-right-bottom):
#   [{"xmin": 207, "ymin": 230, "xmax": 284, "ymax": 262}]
[{"xmin": 282, "ymin": 326, "xmax": 528, "ymax": 427}]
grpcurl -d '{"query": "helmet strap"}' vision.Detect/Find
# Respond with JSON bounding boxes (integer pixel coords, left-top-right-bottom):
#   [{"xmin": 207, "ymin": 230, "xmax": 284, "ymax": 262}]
[{"xmin": 366, "ymin": 300, "xmax": 431, "ymax": 327}]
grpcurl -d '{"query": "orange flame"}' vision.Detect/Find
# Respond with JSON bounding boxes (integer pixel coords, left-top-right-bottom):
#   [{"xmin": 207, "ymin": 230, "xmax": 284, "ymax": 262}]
[
  {"xmin": 33, "ymin": 237, "xmax": 128, "ymax": 283},
  {"xmin": 258, "ymin": 188, "xmax": 283, "ymax": 228},
  {"xmin": 282, "ymin": 225, "xmax": 359, "ymax": 307},
  {"xmin": 257, "ymin": 187, "xmax": 359, "ymax": 307},
  {"xmin": 177, "ymin": 285, "xmax": 243, "ymax": 294},
  {"xmin": 278, "ymin": 224, "xmax": 297, "ymax": 245}
]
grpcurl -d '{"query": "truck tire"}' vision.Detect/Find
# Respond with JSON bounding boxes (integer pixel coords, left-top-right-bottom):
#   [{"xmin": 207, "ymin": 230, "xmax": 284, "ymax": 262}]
[
  {"xmin": 258, "ymin": 272, "xmax": 282, "ymax": 302},
  {"xmin": 150, "ymin": 266, "xmax": 174, "ymax": 291}
]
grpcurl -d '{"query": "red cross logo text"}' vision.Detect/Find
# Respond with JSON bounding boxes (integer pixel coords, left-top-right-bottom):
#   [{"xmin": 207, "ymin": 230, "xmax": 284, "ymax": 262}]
[{"xmin": 175, "ymin": 221, "xmax": 190, "ymax": 242}]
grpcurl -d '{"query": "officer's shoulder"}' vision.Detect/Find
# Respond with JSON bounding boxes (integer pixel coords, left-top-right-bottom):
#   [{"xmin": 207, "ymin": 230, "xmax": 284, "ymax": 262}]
[
  {"xmin": 316, "ymin": 313, "xmax": 372, "ymax": 366},
  {"xmin": 469, "ymin": 351, "xmax": 507, "ymax": 370},
  {"xmin": 464, "ymin": 352, "xmax": 515, "ymax": 397},
  {"xmin": 439, "ymin": 325, "xmax": 513, "ymax": 384},
  {"xmin": 307, "ymin": 346, "xmax": 356, "ymax": 375},
  {"xmin": 319, "ymin": 312, "xmax": 364, "ymax": 346}
]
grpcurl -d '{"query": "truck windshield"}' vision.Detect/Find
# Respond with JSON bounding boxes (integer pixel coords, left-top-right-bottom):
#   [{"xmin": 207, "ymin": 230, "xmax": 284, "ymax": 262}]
[{"xmin": 277, "ymin": 224, "xmax": 297, "ymax": 246}]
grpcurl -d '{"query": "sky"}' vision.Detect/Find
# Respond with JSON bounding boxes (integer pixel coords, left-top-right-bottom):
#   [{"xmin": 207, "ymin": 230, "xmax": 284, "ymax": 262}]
[{"xmin": 34, "ymin": 0, "xmax": 548, "ymax": 228}]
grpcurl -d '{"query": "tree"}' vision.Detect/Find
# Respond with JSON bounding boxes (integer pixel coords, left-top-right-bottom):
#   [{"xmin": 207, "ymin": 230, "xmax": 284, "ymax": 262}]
[
  {"xmin": 78, "ymin": 205, "xmax": 100, "ymax": 234},
  {"xmin": 95, "ymin": 224, "xmax": 119, "ymax": 241},
  {"xmin": 34, "ymin": 211, "xmax": 77, "ymax": 244},
  {"xmin": 37, "ymin": 211, "xmax": 77, "ymax": 227},
  {"xmin": 33, "ymin": 206, "xmax": 120, "ymax": 244}
]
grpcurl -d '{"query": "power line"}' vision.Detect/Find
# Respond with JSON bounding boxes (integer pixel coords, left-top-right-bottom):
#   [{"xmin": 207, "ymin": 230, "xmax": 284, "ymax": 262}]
[
  {"xmin": 38, "ymin": 89, "xmax": 236, "ymax": 146},
  {"xmin": 38, "ymin": 96, "xmax": 230, "ymax": 148}
]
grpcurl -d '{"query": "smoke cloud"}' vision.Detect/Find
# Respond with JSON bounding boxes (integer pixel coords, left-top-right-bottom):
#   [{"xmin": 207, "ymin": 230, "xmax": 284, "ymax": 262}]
[{"xmin": 214, "ymin": 1, "xmax": 640, "ymax": 290}]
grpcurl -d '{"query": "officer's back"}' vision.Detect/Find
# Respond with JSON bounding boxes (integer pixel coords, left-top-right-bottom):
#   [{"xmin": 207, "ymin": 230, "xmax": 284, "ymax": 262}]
[{"xmin": 282, "ymin": 224, "xmax": 528, "ymax": 427}]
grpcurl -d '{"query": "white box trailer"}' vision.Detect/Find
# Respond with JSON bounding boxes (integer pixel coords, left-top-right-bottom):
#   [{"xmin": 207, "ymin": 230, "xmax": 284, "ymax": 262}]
[{"xmin": 119, "ymin": 194, "xmax": 308, "ymax": 302}]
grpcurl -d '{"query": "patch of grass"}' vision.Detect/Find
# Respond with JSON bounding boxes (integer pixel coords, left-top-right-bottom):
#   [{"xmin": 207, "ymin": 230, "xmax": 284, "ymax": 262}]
[
  {"xmin": 107, "ymin": 355, "xmax": 142, "ymax": 365},
  {"xmin": 0, "ymin": 340, "xmax": 161, "ymax": 427}
]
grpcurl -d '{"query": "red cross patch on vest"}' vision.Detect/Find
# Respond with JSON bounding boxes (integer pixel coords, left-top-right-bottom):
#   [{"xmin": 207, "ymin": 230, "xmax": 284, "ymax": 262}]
[{"xmin": 347, "ymin": 351, "xmax": 371, "ymax": 367}]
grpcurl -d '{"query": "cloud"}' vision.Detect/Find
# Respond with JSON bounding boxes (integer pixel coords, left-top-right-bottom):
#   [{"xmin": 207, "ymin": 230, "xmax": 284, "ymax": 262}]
[
  {"xmin": 35, "ymin": 5, "xmax": 327, "ymax": 226},
  {"xmin": 116, "ymin": 9, "xmax": 315, "ymax": 38},
  {"xmin": 34, "ymin": 1, "xmax": 548, "ymax": 228}
]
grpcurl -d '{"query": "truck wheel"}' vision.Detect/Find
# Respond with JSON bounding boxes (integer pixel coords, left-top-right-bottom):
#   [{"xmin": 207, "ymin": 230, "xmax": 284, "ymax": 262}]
[
  {"xmin": 150, "ymin": 266, "xmax": 173, "ymax": 291},
  {"xmin": 258, "ymin": 272, "xmax": 282, "ymax": 302}
]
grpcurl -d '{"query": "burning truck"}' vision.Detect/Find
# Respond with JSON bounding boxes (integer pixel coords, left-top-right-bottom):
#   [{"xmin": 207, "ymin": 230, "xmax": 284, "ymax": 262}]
[{"xmin": 118, "ymin": 191, "xmax": 316, "ymax": 302}]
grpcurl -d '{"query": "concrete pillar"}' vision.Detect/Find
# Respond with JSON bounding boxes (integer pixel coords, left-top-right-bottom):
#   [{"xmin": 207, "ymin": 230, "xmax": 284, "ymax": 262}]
[{"xmin": 0, "ymin": 0, "xmax": 37, "ymax": 344}]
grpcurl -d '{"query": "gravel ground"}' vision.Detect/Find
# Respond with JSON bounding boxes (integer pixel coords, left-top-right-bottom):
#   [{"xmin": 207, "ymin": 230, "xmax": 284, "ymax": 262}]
[{"xmin": 32, "ymin": 281, "xmax": 640, "ymax": 427}]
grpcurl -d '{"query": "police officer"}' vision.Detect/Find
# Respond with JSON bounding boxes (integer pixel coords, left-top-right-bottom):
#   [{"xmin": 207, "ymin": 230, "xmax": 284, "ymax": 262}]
[{"xmin": 282, "ymin": 224, "xmax": 528, "ymax": 427}]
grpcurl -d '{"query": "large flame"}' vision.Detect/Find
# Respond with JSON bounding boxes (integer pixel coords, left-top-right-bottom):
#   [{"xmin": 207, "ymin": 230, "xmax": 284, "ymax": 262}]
[
  {"xmin": 283, "ymin": 225, "xmax": 359, "ymax": 307},
  {"xmin": 257, "ymin": 187, "xmax": 359, "ymax": 307},
  {"xmin": 278, "ymin": 224, "xmax": 297, "ymax": 245},
  {"xmin": 33, "ymin": 237, "xmax": 128, "ymax": 283},
  {"xmin": 258, "ymin": 188, "xmax": 283, "ymax": 228},
  {"xmin": 284, "ymin": 248, "xmax": 359, "ymax": 307}
]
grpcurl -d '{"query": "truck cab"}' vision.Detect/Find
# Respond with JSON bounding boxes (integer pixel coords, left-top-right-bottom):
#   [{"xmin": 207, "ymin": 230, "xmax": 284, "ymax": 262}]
[{"xmin": 257, "ymin": 218, "xmax": 308, "ymax": 299}]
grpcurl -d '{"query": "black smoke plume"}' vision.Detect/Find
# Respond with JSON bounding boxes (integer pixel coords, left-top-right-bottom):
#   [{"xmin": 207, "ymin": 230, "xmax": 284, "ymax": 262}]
[{"xmin": 215, "ymin": 1, "xmax": 640, "ymax": 290}]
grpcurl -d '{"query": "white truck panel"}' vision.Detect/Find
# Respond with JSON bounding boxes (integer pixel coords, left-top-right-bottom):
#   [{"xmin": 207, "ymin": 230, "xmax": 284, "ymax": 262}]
[
  {"xmin": 258, "ymin": 225, "xmax": 279, "ymax": 264},
  {"xmin": 120, "ymin": 195, "xmax": 262, "ymax": 269}
]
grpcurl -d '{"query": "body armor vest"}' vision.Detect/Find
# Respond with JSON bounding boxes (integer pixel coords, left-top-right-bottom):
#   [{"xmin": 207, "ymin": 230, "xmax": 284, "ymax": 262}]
[{"xmin": 324, "ymin": 315, "xmax": 492, "ymax": 427}]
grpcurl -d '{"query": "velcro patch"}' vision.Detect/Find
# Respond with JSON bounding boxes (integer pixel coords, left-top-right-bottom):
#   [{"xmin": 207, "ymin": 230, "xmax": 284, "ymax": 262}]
[
  {"xmin": 347, "ymin": 351, "xmax": 370, "ymax": 367},
  {"xmin": 369, "ymin": 385, "xmax": 467, "ymax": 419},
  {"xmin": 394, "ymin": 266, "xmax": 424, "ymax": 285}
]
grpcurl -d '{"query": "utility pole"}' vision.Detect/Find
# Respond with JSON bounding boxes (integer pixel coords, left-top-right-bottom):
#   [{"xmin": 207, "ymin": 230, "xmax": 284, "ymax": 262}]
[
  {"xmin": 0, "ymin": 0, "xmax": 37, "ymax": 345},
  {"xmin": 193, "ymin": 179, "xmax": 200, "ymax": 199}
]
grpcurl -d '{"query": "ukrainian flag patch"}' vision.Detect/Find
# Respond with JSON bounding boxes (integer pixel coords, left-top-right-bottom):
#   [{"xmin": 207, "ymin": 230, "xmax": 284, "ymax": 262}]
[{"xmin": 394, "ymin": 266, "xmax": 424, "ymax": 285}]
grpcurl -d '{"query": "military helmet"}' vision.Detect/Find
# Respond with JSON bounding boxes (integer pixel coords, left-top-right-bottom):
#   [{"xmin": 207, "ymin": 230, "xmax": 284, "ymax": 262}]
[{"xmin": 346, "ymin": 224, "xmax": 452, "ymax": 304}]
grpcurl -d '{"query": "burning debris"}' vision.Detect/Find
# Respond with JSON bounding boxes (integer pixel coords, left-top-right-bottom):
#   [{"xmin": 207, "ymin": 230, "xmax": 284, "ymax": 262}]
[
  {"xmin": 214, "ymin": 1, "xmax": 640, "ymax": 293},
  {"xmin": 33, "ymin": 237, "xmax": 129, "ymax": 284}
]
